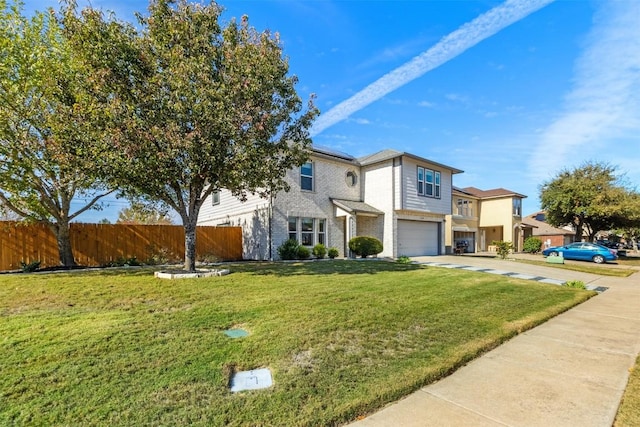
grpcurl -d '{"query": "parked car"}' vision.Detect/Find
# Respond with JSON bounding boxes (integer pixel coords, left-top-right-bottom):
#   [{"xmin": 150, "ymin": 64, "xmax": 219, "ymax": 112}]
[
  {"xmin": 596, "ymin": 240, "xmax": 620, "ymax": 250},
  {"xmin": 542, "ymin": 242, "xmax": 618, "ymax": 264}
]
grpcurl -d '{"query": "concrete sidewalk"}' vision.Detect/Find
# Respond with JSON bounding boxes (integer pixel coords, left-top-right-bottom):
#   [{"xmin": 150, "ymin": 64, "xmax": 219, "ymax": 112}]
[{"xmin": 349, "ymin": 255, "xmax": 640, "ymax": 427}]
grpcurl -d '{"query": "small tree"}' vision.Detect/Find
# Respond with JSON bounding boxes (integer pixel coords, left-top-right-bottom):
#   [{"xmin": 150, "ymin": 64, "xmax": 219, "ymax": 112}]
[
  {"xmin": 492, "ymin": 240, "xmax": 514, "ymax": 260},
  {"xmin": 348, "ymin": 236, "xmax": 383, "ymax": 258},
  {"xmin": 523, "ymin": 237, "xmax": 542, "ymax": 254}
]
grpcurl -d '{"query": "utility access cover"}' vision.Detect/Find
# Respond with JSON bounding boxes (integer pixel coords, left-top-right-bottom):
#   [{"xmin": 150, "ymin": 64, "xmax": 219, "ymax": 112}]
[
  {"xmin": 230, "ymin": 368, "xmax": 273, "ymax": 393},
  {"xmin": 224, "ymin": 329, "xmax": 249, "ymax": 338}
]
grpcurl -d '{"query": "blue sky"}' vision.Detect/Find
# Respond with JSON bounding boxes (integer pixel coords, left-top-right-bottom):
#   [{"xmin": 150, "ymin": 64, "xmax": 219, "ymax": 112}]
[{"xmin": 29, "ymin": 0, "xmax": 640, "ymax": 222}]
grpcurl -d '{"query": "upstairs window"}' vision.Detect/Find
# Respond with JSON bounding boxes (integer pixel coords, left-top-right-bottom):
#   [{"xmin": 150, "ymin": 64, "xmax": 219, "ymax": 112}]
[
  {"xmin": 457, "ymin": 199, "xmax": 473, "ymax": 216},
  {"xmin": 417, "ymin": 166, "xmax": 441, "ymax": 199},
  {"xmin": 513, "ymin": 198, "xmax": 522, "ymax": 217},
  {"xmin": 211, "ymin": 191, "xmax": 220, "ymax": 206},
  {"xmin": 301, "ymin": 162, "xmax": 313, "ymax": 191}
]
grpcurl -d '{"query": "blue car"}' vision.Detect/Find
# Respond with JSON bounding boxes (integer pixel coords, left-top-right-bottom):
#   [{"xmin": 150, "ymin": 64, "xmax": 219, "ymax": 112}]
[{"xmin": 542, "ymin": 242, "xmax": 618, "ymax": 264}]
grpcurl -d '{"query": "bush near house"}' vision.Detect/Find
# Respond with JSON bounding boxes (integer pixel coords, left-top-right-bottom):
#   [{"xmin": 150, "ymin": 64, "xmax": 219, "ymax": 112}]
[
  {"xmin": 312, "ymin": 244, "xmax": 327, "ymax": 259},
  {"xmin": 523, "ymin": 237, "xmax": 543, "ymax": 254},
  {"xmin": 492, "ymin": 240, "xmax": 515, "ymax": 260},
  {"xmin": 327, "ymin": 247, "xmax": 339, "ymax": 259},
  {"xmin": 277, "ymin": 239, "xmax": 300, "ymax": 260},
  {"xmin": 349, "ymin": 236, "xmax": 383, "ymax": 258},
  {"xmin": 297, "ymin": 246, "xmax": 311, "ymax": 259}
]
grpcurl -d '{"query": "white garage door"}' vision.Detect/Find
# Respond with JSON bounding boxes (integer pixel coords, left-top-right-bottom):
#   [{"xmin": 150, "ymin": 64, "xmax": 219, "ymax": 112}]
[{"xmin": 397, "ymin": 220, "xmax": 439, "ymax": 256}]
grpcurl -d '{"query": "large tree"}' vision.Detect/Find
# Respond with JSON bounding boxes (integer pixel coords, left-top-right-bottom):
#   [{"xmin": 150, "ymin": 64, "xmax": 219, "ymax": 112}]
[
  {"xmin": 0, "ymin": 1, "xmax": 112, "ymax": 266},
  {"xmin": 539, "ymin": 161, "xmax": 631, "ymax": 242},
  {"xmin": 63, "ymin": 0, "xmax": 318, "ymax": 271}
]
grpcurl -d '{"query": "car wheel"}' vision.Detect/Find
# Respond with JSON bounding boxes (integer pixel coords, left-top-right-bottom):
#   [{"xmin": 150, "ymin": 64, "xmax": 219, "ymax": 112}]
[
  {"xmin": 593, "ymin": 255, "xmax": 605, "ymax": 264},
  {"xmin": 549, "ymin": 251, "xmax": 559, "ymax": 257}
]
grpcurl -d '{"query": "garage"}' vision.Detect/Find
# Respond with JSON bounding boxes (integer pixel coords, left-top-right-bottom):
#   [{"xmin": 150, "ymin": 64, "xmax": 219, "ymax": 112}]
[
  {"xmin": 454, "ymin": 231, "xmax": 476, "ymax": 253},
  {"xmin": 397, "ymin": 220, "xmax": 440, "ymax": 256}
]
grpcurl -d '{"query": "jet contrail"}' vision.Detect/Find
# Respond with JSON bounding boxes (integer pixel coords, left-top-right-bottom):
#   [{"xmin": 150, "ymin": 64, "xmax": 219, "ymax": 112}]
[{"xmin": 310, "ymin": 0, "xmax": 555, "ymax": 136}]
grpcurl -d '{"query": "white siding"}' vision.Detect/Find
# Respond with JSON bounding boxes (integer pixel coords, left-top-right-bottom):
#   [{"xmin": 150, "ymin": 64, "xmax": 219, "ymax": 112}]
[
  {"xmin": 362, "ymin": 160, "xmax": 395, "ymax": 258},
  {"xmin": 401, "ymin": 157, "xmax": 452, "ymax": 214},
  {"xmin": 199, "ymin": 192, "xmax": 271, "ymax": 260}
]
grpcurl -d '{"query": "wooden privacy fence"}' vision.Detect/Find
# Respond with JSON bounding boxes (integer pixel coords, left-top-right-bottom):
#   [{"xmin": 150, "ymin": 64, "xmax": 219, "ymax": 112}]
[{"xmin": 0, "ymin": 222, "xmax": 243, "ymax": 270}]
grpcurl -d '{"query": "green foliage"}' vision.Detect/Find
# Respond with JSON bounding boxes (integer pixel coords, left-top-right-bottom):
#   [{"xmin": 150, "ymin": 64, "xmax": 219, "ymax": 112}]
[
  {"xmin": 102, "ymin": 257, "xmax": 141, "ymax": 267},
  {"xmin": 20, "ymin": 260, "xmax": 41, "ymax": 273},
  {"xmin": 492, "ymin": 240, "xmax": 515, "ymax": 259},
  {"xmin": 349, "ymin": 236, "xmax": 383, "ymax": 258},
  {"xmin": 297, "ymin": 245, "xmax": 311, "ymax": 260},
  {"xmin": 539, "ymin": 161, "xmax": 639, "ymax": 242},
  {"xmin": 312, "ymin": 243, "xmax": 327, "ymax": 259},
  {"xmin": 62, "ymin": 1, "xmax": 319, "ymax": 271},
  {"xmin": 277, "ymin": 239, "xmax": 300, "ymax": 260},
  {"xmin": 564, "ymin": 280, "xmax": 586, "ymax": 290},
  {"xmin": 327, "ymin": 247, "xmax": 339, "ymax": 259},
  {"xmin": 396, "ymin": 256, "xmax": 412, "ymax": 264},
  {"xmin": 523, "ymin": 237, "xmax": 543, "ymax": 254},
  {"xmin": 117, "ymin": 201, "xmax": 173, "ymax": 225},
  {"xmin": 0, "ymin": 2, "xmax": 112, "ymax": 266}
]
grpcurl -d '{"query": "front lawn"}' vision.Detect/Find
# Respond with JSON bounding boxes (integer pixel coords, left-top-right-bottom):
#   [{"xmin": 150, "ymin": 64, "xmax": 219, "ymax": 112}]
[
  {"xmin": 615, "ymin": 355, "xmax": 640, "ymax": 426},
  {"xmin": 515, "ymin": 258, "xmax": 635, "ymax": 277},
  {"xmin": 0, "ymin": 261, "xmax": 594, "ymax": 426}
]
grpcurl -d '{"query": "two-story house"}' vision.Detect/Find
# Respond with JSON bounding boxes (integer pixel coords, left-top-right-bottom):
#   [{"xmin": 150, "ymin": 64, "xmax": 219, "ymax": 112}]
[
  {"xmin": 197, "ymin": 146, "xmax": 462, "ymax": 260},
  {"xmin": 445, "ymin": 186, "xmax": 529, "ymax": 253}
]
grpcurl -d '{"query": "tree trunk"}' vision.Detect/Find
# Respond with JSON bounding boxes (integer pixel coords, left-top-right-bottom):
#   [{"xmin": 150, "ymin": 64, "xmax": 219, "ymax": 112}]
[
  {"xmin": 51, "ymin": 221, "xmax": 77, "ymax": 267},
  {"xmin": 184, "ymin": 217, "xmax": 198, "ymax": 272}
]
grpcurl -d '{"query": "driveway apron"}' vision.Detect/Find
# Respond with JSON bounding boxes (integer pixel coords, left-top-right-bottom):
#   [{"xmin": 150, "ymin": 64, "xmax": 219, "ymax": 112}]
[{"xmin": 349, "ymin": 255, "xmax": 640, "ymax": 427}]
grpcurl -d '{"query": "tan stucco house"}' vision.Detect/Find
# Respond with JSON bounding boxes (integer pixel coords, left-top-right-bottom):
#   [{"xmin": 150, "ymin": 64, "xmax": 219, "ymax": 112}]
[{"xmin": 446, "ymin": 186, "xmax": 531, "ymax": 253}]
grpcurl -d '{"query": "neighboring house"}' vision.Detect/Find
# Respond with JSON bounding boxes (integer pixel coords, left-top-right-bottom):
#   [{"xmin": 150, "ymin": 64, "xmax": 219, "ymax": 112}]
[
  {"xmin": 445, "ymin": 187, "xmax": 530, "ymax": 253},
  {"xmin": 197, "ymin": 147, "xmax": 462, "ymax": 260},
  {"xmin": 522, "ymin": 211, "xmax": 575, "ymax": 248}
]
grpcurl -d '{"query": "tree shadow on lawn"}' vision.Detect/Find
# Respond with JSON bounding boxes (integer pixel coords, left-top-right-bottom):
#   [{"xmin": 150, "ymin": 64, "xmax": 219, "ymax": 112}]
[{"xmin": 230, "ymin": 259, "xmax": 424, "ymax": 276}]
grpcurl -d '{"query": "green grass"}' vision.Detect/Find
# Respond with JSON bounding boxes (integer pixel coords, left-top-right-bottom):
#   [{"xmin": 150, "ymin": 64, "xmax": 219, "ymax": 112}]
[
  {"xmin": 515, "ymin": 258, "xmax": 635, "ymax": 277},
  {"xmin": 615, "ymin": 355, "xmax": 640, "ymax": 426},
  {"xmin": 1, "ymin": 261, "xmax": 594, "ymax": 426}
]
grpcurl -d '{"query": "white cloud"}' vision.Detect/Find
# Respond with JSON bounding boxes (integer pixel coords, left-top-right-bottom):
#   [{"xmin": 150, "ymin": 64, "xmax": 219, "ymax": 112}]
[
  {"xmin": 529, "ymin": 0, "xmax": 640, "ymax": 180},
  {"xmin": 418, "ymin": 101, "xmax": 436, "ymax": 108},
  {"xmin": 310, "ymin": 0, "xmax": 555, "ymax": 136}
]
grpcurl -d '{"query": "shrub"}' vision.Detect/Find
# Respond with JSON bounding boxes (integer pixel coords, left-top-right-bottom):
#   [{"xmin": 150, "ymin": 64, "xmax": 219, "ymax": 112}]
[
  {"xmin": 564, "ymin": 280, "xmax": 586, "ymax": 289},
  {"xmin": 396, "ymin": 255, "xmax": 411, "ymax": 264},
  {"xmin": 492, "ymin": 240, "xmax": 514, "ymax": 260},
  {"xmin": 312, "ymin": 243, "xmax": 327, "ymax": 259},
  {"xmin": 523, "ymin": 237, "xmax": 543, "ymax": 254},
  {"xmin": 20, "ymin": 260, "xmax": 41, "ymax": 273},
  {"xmin": 327, "ymin": 247, "xmax": 339, "ymax": 259},
  {"xmin": 348, "ymin": 236, "xmax": 383, "ymax": 258},
  {"xmin": 103, "ymin": 257, "xmax": 141, "ymax": 267},
  {"xmin": 297, "ymin": 245, "xmax": 311, "ymax": 259},
  {"xmin": 277, "ymin": 239, "xmax": 300, "ymax": 260}
]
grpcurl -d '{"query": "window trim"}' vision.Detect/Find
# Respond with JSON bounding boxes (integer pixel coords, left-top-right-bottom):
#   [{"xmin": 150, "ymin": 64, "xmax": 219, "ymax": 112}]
[
  {"xmin": 287, "ymin": 216, "xmax": 327, "ymax": 247},
  {"xmin": 417, "ymin": 166, "xmax": 441, "ymax": 199},
  {"xmin": 513, "ymin": 198, "xmax": 522, "ymax": 217}
]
